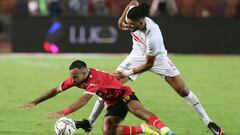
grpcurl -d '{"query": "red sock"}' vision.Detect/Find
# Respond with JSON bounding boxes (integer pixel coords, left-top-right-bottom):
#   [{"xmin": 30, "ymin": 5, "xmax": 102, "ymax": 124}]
[
  {"xmin": 147, "ymin": 115, "xmax": 165, "ymax": 129},
  {"xmin": 121, "ymin": 125, "xmax": 143, "ymax": 135}
]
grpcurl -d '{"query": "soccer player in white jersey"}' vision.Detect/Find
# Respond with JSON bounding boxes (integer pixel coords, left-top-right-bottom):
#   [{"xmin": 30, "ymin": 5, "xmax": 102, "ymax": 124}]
[{"xmin": 79, "ymin": 1, "xmax": 223, "ymax": 135}]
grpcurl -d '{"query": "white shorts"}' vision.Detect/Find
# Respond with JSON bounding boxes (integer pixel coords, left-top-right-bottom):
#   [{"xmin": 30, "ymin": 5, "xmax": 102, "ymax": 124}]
[{"xmin": 116, "ymin": 55, "xmax": 180, "ymax": 81}]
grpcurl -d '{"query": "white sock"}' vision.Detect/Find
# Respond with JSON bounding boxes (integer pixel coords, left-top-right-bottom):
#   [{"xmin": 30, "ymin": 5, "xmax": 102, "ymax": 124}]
[
  {"xmin": 88, "ymin": 97, "xmax": 105, "ymax": 126},
  {"xmin": 183, "ymin": 91, "xmax": 212, "ymax": 125}
]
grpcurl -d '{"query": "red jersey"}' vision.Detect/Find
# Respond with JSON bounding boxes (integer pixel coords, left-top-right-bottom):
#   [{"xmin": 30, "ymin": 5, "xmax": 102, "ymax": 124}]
[{"xmin": 59, "ymin": 68, "xmax": 133, "ymax": 106}]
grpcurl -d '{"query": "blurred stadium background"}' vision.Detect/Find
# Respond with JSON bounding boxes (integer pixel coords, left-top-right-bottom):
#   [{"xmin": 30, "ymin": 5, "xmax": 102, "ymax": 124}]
[{"xmin": 0, "ymin": 0, "xmax": 240, "ymax": 135}]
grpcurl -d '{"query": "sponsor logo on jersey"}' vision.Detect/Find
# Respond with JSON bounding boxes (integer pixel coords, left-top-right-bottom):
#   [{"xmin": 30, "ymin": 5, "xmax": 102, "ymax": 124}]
[{"xmin": 90, "ymin": 83, "xmax": 97, "ymax": 87}]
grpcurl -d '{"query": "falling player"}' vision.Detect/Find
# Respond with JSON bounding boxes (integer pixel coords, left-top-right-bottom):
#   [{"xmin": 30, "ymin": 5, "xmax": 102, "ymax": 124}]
[{"xmin": 19, "ymin": 60, "xmax": 175, "ymax": 135}]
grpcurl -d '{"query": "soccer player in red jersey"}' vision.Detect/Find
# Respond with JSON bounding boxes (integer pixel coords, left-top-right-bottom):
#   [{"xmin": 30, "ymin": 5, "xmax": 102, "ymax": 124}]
[{"xmin": 19, "ymin": 60, "xmax": 174, "ymax": 135}]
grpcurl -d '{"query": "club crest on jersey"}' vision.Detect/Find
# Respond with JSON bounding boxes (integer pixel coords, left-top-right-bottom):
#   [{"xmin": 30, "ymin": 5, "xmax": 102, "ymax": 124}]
[{"xmin": 123, "ymin": 96, "xmax": 131, "ymax": 103}]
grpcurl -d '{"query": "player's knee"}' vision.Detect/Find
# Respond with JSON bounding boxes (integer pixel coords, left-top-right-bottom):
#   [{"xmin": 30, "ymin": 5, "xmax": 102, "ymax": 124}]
[
  {"xmin": 103, "ymin": 119, "xmax": 118, "ymax": 135},
  {"xmin": 102, "ymin": 125, "xmax": 117, "ymax": 135},
  {"xmin": 102, "ymin": 130, "xmax": 114, "ymax": 135}
]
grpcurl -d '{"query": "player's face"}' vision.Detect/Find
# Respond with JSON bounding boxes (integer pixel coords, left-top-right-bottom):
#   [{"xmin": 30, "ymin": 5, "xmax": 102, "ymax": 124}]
[
  {"xmin": 70, "ymin": 68, "xmax": 86, "ymax": 84},
  {"xmin": 127, "ymin": 18, "xmax": 145, "ymax": 32}
]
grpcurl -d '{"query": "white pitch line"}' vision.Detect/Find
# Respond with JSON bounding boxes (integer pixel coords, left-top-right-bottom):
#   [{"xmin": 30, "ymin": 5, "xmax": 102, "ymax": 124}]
[{"xmin": 16, "ymin": 60, "xmax": 60, "ymax": 69}]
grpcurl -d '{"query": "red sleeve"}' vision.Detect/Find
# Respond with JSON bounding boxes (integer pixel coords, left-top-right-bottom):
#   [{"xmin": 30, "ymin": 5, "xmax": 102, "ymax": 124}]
[
  {"xmin": 84, "ymin": 79, "xmax": 101, "ymax": 95},
  {"xmin": 58, "ymin": 77, "xmax": 74, "ymax": 91}
]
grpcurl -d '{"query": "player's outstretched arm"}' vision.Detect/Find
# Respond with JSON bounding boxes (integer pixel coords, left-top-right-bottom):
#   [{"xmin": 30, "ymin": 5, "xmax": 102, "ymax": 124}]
[
  {"xmin": 48, "ymin": 93, "xmax": 93, "ymax": 119},
  {"xmin": 118, "ymin": 0, "xmax": 139, "ymax": 30},
  {"xmin": 119, "ymin": 55, "xmax": 156, "ymax": 77},
  {"xmin": 132, "ymin": 55, "xmax": 156, "ymax": 74},
  {"xmin": 18, "ymin": 87, "xmax": 61, "ymax": 109},
  {"xmin": 67, "ymin": 93, "xmax": 93, "ymax": 114}
]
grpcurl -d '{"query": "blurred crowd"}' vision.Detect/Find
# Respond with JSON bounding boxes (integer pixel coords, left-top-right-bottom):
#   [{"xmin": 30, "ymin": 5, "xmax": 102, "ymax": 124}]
[{"xmin": 0, "ymin": 0, "xmax": 240, "ymax": 18}]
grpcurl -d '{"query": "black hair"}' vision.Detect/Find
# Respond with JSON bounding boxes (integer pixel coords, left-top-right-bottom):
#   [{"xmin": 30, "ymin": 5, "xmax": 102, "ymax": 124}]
[
  {"xmin": 69, "ymin": 60, "xmax": 87, "ymax": 70},
  {"xmin": 127, "ymin": 3, "xmax": 149, "ymax": 21}
]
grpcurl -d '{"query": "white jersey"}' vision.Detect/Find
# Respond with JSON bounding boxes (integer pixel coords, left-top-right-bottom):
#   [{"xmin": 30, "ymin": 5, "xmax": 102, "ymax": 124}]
[
  {"xmin": 130, "ymin": 17, "xmax": 167, "ymax": 58},
  {"xmin": 117, "ymin": 17, "xmax": 179, "ymax": 80}
]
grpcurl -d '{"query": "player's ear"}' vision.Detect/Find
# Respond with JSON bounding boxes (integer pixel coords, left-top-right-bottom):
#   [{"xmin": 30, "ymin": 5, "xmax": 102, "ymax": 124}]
[{"xmin": 82, "ymin": 70, "xmax": 88, "ymax": 77}]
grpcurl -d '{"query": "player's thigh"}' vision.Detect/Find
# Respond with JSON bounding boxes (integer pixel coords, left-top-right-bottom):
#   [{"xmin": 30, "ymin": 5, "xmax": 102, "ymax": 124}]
[
  {"xmin": 103, "ymin": 116, "xmax": 122, "ymax": 135},
  {"xmin": 125, "ymin": 94, "xmax": 154, "ymax": 120},
  {"xmin": 116, "ymin": 55, "xmax": 145, "ymax": 81},
  {"xmin": 150, "ymin": 56, "xmax": 180, "ymax": 78}
]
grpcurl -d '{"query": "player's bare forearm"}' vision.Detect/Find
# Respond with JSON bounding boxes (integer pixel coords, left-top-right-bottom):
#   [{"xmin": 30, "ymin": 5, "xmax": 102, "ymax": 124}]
[
  {"xmin": 32, "ymin": 87, "xmax": 59, "ymax": 105},
  {"xmin": 133, "ymin": 55, "xmax": 156, "ymax": 74},
  {"xmin": 133, "ymin": 63, "xmax": 152, "ymax": 74},
  {"xmin": 68, "ymin": 94, "xmax": 93, "ymax": 114},
  {"xmin": 118, "ymin": 0, "xmax": 139, "ymax": 30},
  {"xmin": 48, "ymin": 94, "xmax": 93, "ymax": 119},
  {"xmin": 18, "ymin": 87, "xmax": 60, "ymax": 109}
]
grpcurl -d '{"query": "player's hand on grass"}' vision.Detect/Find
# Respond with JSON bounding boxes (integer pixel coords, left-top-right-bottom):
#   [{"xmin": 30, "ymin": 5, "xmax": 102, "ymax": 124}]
[
  {"xmin": 48, "ymin": 111, "xmax": 64, "ymax": 119},
  {"xmin": 17, "ymin": 102, "xmax": 36, "ymax": 109}
]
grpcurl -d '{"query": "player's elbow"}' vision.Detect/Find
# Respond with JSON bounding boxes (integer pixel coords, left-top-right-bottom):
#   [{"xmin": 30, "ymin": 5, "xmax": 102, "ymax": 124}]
[
  {"xmin": 145, "ymin": 56, "xmax": 156, "ymax": 69},
  {"xmin": 131, "ymin": 0, "xmax": 139, "ymax": 6}
]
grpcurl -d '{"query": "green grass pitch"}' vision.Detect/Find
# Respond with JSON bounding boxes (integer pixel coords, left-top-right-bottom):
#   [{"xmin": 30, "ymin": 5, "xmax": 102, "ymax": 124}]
[{"xmin": 0, "ymin": 54, "xmax": 239, "ymax": 135}]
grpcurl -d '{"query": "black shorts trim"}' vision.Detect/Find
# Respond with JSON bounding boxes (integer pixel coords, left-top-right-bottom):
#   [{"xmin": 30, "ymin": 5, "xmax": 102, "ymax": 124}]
[{"xmin": 105, "ymin": 93, "xmax": 139, "ymax": 119}]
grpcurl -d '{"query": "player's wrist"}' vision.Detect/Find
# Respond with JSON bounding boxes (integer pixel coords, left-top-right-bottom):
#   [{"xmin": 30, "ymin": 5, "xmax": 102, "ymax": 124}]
[
  {"xmin": 130, "ymin": 69, "xmax": 134, "ymax": 75},
  {"xmin": 126, "ymin": 69, "xmax": 134, "ymax": 76},
  {"xmin": 63, "ymin": 107, "xmax": 72, "ymax": 115}
]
